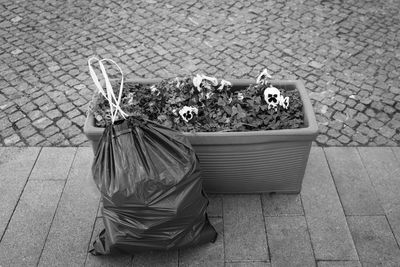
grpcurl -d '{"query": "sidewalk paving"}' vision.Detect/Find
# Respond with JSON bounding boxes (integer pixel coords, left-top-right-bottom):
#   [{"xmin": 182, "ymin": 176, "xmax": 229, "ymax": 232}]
[{"xmin": 0, "ymin": 146, "xmax": 400, "ymax": 266}]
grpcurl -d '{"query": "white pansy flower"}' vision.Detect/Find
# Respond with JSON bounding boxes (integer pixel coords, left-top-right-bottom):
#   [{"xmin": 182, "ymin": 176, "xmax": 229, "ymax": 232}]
[
  {"xmin": 256, "ymin": 68, "xmax": 272, "ymax": 85},
  {"xmin": 218, "ymin": 79, "xmax": 232, "ymax": 91},
  {"xmin": 192, "ymin": 74, "xmax": 218, "ymax": 92},
  {"xmin": 175, "ymin": 77, "xmax": 181, "ymax": 88},
  {"xmin": 150, "ymin": 85, "xmax": 160, "ymax": 95},
  {"xmin": 179, "ymin": 106, "xmax": 199, "ymax": 122},
  {"xmin": 202, "ymin": 75, "xmax": 218, "ymax": 86},
  {"xmin": 264, "ymin": 86, "xmax": 290, "ymax": 110},
  {"xmin": 264, "ymin": 86, "xmax": 280, "ymax": 110},
  {"xmin": 279, "ymin": 96, "xmax": 289, "ymax": 109},
  {"xmin": 127, "ymin": 92, "xmax": 134, "ymax": 105},
  {"xmin": 193, "ymin": 74, "xmax": 203, "ymax": 92}
]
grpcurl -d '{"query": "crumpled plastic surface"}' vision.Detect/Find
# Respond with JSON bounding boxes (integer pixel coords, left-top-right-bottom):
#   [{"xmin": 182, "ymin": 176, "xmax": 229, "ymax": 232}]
[{"xmin": 90, "ymin": 117, "xmax": 217, "ymax": 255}]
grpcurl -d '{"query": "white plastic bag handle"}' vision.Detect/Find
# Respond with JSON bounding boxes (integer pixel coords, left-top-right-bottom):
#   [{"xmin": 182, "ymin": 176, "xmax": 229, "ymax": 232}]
[{"xmin": 88, "ymin": 57, "xmax": 128, "ymax": 124}]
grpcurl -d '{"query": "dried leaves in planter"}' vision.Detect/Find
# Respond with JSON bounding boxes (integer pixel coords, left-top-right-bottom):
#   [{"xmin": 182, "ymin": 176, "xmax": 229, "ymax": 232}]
[{"xmin": 89, "ymin": 74, "xmax": 304, "ymax": 132}]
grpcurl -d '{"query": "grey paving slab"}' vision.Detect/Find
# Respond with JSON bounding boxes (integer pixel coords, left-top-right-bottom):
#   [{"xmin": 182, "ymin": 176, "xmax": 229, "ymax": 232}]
[
  {"xmin": 262, "ymin": 193, "xmax": 303, "ymax": 216},
  {"xmin": 0, "ymin": 180, "xmax": 64, "ymax": 266},
  {"xmin": 362, "ymin": 263, "xmax": 398, "ymax": 267},
  {"xmin": 85, "ymin": 218, "xmax": 132, "ymax": 267},
  {"xmin": 225, "ymin": 262, "xmax": 271, "ymax": 267},
  {"xmin": 29, "ymin": 147, "xmax": 76, "ymax": 180},
  {"xmin": 317, "ymin": 261, "xmax": 361, "ymax": 267},
  {"xmin": 132, "ymin": 250, "xmax": 177, "ymax": 267},
  {"xmin": 178, "ymin": 217, "xmax": 224, "ymax": 267},
  {"xmin": 0, "ymin": 147, "xmax": 40, "ymax": 238},
  {"xmin": 223, "ymin": 195, "xmax": 269, "ymax": 262},
  {"xmin": 266, "ymin": 216, "xmax": 315, "ymax": 267},
  {"xmin": 38, "ymin": 148, "xmax": 100, "ymax": 267},
  {"xmin": 392, "ymin": 147, "xmax": 400, "ymax": 161},
  {"xmin": 324, "ymin": 147, "xmax": 383, "ymax": 216},
  {"xmin": 358, "ymin": 148, "xmax": 400, "ymax": 208},
  {"xmin": 347, "ymin": 216, "xmax": 400, "ymax": 266},
  {"xmin": 358, "ymin": 148, "xmax": 400, "ymax": 243},
  {"xmin": 301, "ymin": 147, "xmax": 358, "ymax": 261},
  {"xmin": 207, "ymin": 194, "xmax": 222, "ymax": 217}
]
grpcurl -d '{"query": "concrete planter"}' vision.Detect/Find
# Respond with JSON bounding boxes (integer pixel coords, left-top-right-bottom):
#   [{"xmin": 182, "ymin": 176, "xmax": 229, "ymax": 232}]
[{"xmin": 84, "ymin": 79, "xmax": 318, "ymax": 194}]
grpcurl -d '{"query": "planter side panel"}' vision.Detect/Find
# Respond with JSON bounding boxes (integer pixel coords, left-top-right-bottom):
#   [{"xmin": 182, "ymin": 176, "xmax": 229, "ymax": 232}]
[{"xmin": 193, "ymin": 140, "xmax": 311, "ymax": 193}]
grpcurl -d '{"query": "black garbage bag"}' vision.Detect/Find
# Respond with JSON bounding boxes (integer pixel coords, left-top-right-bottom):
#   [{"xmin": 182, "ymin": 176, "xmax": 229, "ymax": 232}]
[{"xmin": 90, "ymin": 117, "xmax": 217, "ymax": 255}]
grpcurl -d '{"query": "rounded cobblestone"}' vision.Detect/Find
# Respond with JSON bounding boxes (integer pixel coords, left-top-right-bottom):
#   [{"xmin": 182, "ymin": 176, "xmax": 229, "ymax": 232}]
[
  {"xmin": 337, "ymin": 135, "xmax": 351, "ymax": 145},
  {"xmin": 0, "ymin": 0, "xmax": 399, "ymax": 147}
]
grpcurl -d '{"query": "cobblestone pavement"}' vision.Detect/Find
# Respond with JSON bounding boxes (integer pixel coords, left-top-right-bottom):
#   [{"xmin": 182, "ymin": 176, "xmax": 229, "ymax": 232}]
[{"xmin": 0, "ymin": 0, "xmax": 399, "ymax": 146}]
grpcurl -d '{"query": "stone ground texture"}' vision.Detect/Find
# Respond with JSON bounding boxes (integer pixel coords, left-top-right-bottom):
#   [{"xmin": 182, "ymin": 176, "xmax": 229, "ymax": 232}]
[
  {"xmin": 0, "ymin": 0, "xmax": 400, "ymax": 146},
  {"xmin": 2, "ymin": 147, "xmax": 400, "ymax": 266}
]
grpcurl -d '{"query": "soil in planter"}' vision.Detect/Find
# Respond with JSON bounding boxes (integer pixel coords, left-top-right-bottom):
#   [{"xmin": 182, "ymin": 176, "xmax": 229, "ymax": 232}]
[{"xmin": 89, "ymin": 78, "xmax": 305, "ymax": 132}]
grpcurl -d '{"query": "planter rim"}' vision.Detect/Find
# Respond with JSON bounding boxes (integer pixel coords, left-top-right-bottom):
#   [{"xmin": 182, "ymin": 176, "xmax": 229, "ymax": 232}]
[{"xmin": 84, "ymin": 79, "xmax": 318, "ymax": 142}]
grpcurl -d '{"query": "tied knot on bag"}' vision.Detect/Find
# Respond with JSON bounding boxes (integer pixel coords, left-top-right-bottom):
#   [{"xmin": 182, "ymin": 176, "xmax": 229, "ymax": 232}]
[
  {"xmin": 127, "ymin": 116, "xmax": 147, "ymax": 128},
  {"xmin": 110, "ymin": 117, "xmax": 147, "ymax": 139}
]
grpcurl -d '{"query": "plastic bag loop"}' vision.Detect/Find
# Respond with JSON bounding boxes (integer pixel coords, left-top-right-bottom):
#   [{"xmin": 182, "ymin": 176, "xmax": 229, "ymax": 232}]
[{"xmin": 88, "ymin": 57, "xmax": 128, "ymax": 124}]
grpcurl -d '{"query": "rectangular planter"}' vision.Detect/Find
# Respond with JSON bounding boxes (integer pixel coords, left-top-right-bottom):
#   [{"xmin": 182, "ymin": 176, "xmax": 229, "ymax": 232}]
[{"xmin": 84, "ymin": 79, "xmax": 318, "ymax": 194}]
